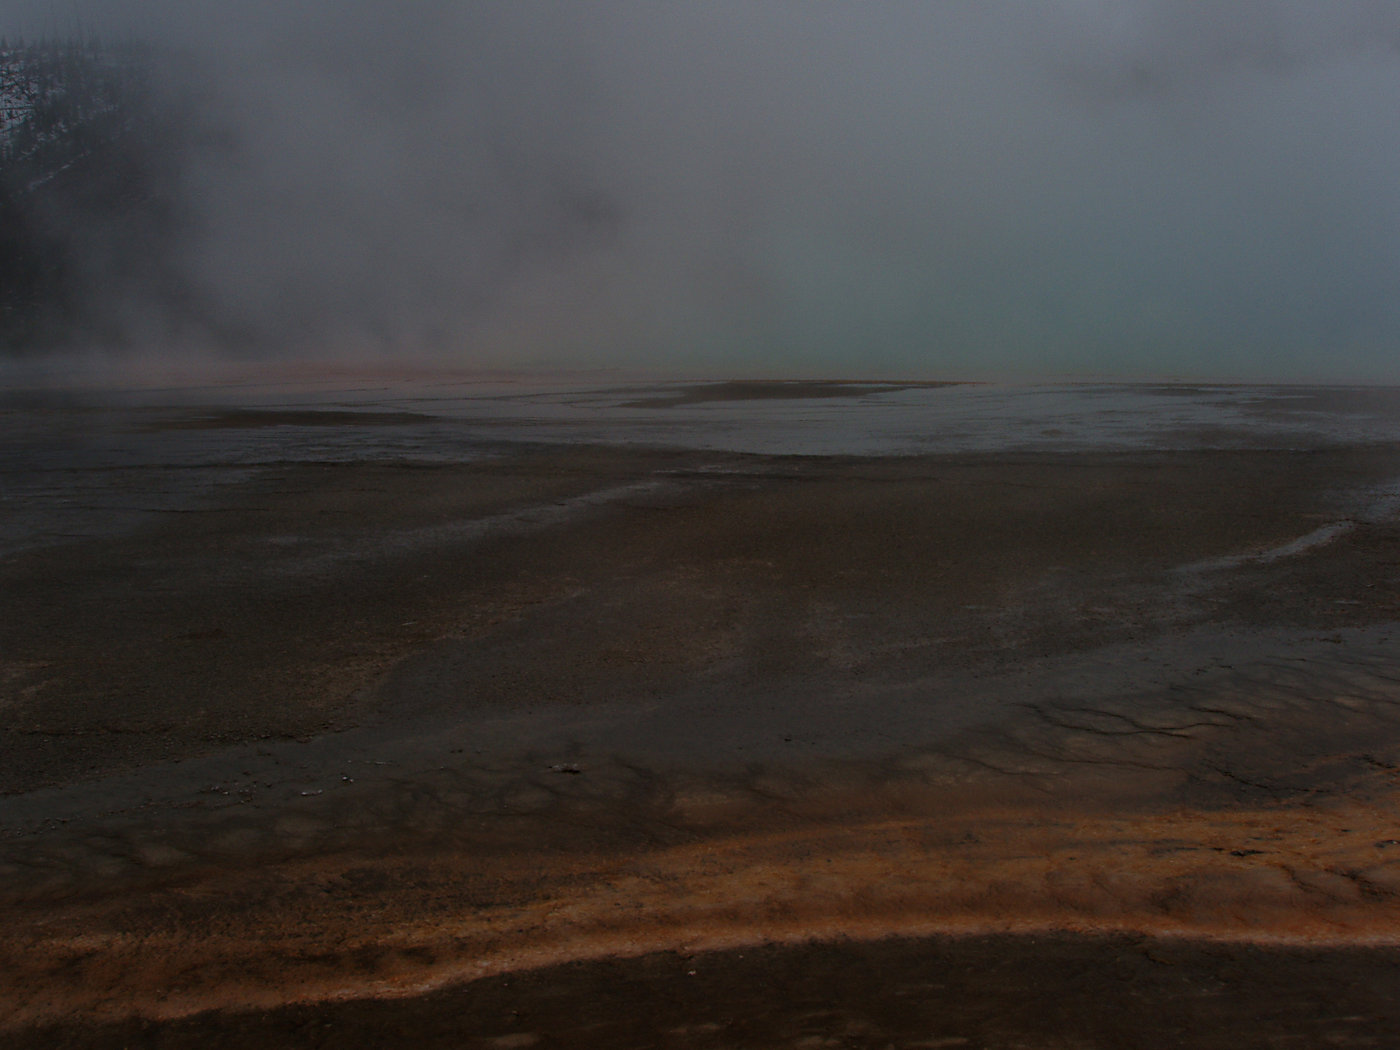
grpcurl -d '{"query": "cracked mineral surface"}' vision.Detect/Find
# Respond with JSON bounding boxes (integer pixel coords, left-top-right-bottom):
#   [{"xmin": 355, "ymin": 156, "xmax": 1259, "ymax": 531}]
[{"xmin": 3, "ymin": 377, "xmax": 1400, "ymax": 1047}]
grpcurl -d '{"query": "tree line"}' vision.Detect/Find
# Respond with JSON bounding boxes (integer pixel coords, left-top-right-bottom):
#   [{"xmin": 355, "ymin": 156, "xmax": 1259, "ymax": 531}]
[{"xmin": 1, "ymin": 36, "xmax": 173, "ymax": 353}]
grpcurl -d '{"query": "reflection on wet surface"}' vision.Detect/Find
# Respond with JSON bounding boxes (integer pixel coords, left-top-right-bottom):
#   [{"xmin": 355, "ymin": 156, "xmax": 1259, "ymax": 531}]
[{"xmin": 7, "ymin": 376, "xmax": 1400, "ymax": 557}]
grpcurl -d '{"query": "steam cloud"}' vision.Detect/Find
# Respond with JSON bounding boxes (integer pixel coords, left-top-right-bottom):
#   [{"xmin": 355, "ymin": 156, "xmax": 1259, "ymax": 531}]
[{"xmin": 6, "ymin": 0, "xmax": 1400, "ymax": 379}]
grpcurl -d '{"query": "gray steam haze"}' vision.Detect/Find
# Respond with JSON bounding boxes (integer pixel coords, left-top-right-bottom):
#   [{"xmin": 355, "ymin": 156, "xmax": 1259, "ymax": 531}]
[{"xmin": 9, "ymin": 0, "xmax": 1400, "ymax": 379}]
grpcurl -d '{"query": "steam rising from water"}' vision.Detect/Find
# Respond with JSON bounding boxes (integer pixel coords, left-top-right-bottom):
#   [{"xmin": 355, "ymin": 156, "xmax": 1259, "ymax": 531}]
[{"xmin": 5, "ymin": 1, "xmax": 1400, "ymax": 379}]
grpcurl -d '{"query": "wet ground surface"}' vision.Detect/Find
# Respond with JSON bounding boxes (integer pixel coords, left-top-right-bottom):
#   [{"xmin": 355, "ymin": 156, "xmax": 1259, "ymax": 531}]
[
  {"xmin": 3, "ymin": 376, "xmax": 1400, "ymax": 1044},
  {"xmin": 15, "ymin": 934, "xmax": 1400, "ymax": 1050}
]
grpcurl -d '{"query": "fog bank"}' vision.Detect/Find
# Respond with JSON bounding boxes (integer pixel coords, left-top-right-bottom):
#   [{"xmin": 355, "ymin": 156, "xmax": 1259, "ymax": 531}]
[{"xmin": 4, "ymin": 1, "xmax": 1400, "ymax": 380}]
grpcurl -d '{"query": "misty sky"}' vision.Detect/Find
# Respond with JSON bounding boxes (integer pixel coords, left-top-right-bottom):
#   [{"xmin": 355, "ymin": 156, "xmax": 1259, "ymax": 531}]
[{"xmin": 7, "ymin": 1, "xmax": 1400, "ymax": 380}]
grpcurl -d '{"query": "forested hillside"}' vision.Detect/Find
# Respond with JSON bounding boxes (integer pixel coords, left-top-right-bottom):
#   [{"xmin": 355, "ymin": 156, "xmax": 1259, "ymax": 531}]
[{"xmin": 0, "ymin": 37, "xmax": 180, "ymax": 353}]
